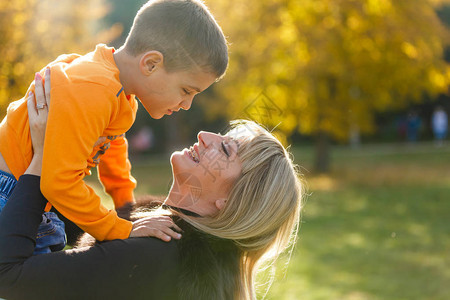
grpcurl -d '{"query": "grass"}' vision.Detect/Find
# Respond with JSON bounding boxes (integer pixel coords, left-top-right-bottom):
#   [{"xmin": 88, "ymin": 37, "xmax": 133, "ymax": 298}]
[
  {"xmin": 265, "ymin": 143, "xmax": 450, "ymax": 300},
  {"xmin": 85, "ymin": 142, "xmax": 450, "ymax": 300}
]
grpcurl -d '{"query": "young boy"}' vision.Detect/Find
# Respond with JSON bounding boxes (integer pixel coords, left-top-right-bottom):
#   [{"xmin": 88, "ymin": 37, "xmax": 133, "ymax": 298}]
[{"xmin": 0, "ymin": 0, "xmax": 228, "ymax": 247}]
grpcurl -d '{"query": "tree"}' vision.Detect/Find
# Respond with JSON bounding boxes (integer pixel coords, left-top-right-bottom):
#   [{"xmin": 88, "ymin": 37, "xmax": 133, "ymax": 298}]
[
  {"xmin": 209, "ymin": 0, "xmax": 450, "ymax": 172},
  {"xmin": 0, "ymin": 0, "xmax": 119, "ymax": 118}
]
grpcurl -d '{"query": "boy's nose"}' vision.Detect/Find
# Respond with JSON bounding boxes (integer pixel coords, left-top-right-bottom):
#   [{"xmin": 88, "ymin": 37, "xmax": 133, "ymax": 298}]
[{"xmin": 180, "ymin": 97, "xmax": 193, "ymax": 110}]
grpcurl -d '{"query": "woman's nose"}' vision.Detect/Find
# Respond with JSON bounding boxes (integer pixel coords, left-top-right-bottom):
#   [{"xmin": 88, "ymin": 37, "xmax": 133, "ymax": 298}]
[{"xmin": 197, "ymin": 131, "xmax": 221, "ymax": 146}]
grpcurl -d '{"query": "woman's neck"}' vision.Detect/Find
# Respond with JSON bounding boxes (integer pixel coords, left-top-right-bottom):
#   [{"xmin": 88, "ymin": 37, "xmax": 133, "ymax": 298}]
[
  {"xmin": 163, "ymin": 190, "xmax": 204, "ymax": 216},
  {"xmin": 161, "ymin": 203, "xmax": 201, "ymax": 217}
]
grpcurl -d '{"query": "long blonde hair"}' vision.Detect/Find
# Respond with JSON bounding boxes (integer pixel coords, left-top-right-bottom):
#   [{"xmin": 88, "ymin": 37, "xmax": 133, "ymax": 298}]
[{"xmin": 179, "ymin": 120, "xmax": 304, "ymax": 299}]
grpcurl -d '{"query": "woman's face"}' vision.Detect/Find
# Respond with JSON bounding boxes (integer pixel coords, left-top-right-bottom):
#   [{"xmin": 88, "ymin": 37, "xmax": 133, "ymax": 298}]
[{"xmin": 168, "ymin": 131, "xmax": 241, "ymax": 215}]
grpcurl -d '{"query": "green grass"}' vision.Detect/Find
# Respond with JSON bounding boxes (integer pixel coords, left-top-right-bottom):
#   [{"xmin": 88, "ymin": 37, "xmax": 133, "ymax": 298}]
[
  {"xmin": 266, "ymin": 143, "xmax": 450, "ymax": 300},
  {"xmin": 86, "ymin": 143, "xmax": 450, "ymax": 300}
]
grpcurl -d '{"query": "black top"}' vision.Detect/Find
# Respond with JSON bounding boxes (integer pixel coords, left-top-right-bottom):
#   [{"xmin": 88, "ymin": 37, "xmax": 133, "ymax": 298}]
[
  {"xmin": 0, "ymin": 175, "xmax": 240, "ymax": 300},
  {"xmin": 0, "ymin": 175, "xmax": 180, "ymax": 300}
]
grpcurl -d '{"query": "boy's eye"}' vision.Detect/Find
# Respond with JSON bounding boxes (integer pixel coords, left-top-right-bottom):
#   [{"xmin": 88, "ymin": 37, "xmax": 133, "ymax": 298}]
[
  {"xmin": 221, "ymin": 141, "xmax": 230, "ymax": 157},
  {"xmin": 183, "ymin": 88, "xmax": 191, "ymax": 95}
]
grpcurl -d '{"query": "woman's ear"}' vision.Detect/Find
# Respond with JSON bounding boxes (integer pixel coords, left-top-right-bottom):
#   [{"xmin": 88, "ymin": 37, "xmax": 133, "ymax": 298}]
[
  {"xmin": 139, "ymin": 51, "xmax": 164, "ymax": 75},
  {"xmin": 215, "ymin": 198, "xmax": 227, "ymax": 211}
]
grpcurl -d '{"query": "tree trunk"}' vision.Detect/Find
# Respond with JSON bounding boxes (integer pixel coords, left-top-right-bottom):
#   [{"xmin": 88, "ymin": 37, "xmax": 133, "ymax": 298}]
[{"xmin": 314, "ymin": 130, "xmax": 330, "ymax": 173}]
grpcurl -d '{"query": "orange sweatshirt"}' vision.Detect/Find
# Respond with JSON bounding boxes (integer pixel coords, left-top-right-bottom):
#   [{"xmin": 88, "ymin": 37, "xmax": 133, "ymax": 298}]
[{"xmin": 0, "ymin": 44, "xmax": 138, "ymax": 241}]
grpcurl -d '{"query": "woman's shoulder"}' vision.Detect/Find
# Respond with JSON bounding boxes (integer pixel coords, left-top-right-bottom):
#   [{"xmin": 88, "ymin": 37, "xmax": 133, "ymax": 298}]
[
  {"xmin": 77, "ymin": 231, "xmax": 180, "ymax": 261},
  {"xmin": 74, "ymin": 231, "xmax": 181, "ymax": 285}
]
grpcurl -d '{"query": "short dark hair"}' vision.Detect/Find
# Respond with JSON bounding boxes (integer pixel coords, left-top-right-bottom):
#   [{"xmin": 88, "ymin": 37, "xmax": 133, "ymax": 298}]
[{"xmin": 124, "ymin": 0, "xmax": 228, "ymax": 79}]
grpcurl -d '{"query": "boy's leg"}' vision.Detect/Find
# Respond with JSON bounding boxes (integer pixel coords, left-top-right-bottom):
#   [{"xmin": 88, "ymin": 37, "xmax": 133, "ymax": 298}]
[
  {"xmin": 50, "ymin": 206, "xmax": 85, "ymax": 246},
  {"xmin": 34, "ymin": 212, "xmax": 67, "ymax": 254},
  {"xmin": 0, "ymin": 169, "xmax": 67, "ymax": 254},
  {"xmin": 0, "ymin": 170, "xmax": 17, "ymax": 214}
]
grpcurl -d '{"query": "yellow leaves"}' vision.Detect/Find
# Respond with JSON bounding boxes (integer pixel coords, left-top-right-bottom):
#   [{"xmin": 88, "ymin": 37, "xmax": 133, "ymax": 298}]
[
  {"xmin": 346, "ymin": 15, "xmax": 360, "ymax": 31},
  {"xmin": 347, "ymin": 14, "xmax": 362, "ymax": 31},
  {"xmin": 279, "ymin": 22, "xmax": 296, "ymax": 45},
  {"xmin": 278, "ymin": 113, "xmax": 297, "ymax": 134},
  {"xmin": 308, "ymin": 174, "xmax": 338, "ymax": 191},
  {"xmin": 272, "ymin": 130, "xmax": 288, "ymax": 148},
  {"xmin": 36, "ymin": 20, "xmax": 49, "ymax": 34},
  {"xmin": 0, "ymin": 0, "xmax": 30, "ymax": 11},
  {"xmin": 209, "ymin": 0, "xmax": 450, "ymax": 143},
  {"xmin": 12, "ymin": 11, "xmax": 27, "ymax": 26},
  {"xmin": 295, "ymin": 90, "xmax": 309, "ymax": 111},
  {"xmin": 294, "ymin": 42, "xmax": 311, "ymax": 66},
  {"xmin": 13, "ymin": 62, "xmax": 25, "ymax": 77},
  {"xmin": 428, "ymin": 68, "xmax": 448, "ymax": 91},
  {"xmin": 311, "ymin": 1, "xmax": 327, "ymax": 14},
  {"xmin": 0, "ymin": 90, "xmax": 8, "ymax": 107},
  {"xmin": 364, "ymin": 0, "xmax": 393, "ymax": 16},
  {"xmin": 0, "ymin": 0, "xmax": 113, "ymax": 118},
  {"xmin": 401, "ymin": 42, "xmax": 419, "ymax": 59}
]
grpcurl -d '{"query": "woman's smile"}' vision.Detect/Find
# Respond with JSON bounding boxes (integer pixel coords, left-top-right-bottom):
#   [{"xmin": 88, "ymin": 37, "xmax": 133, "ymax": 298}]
[
  {"xmin": 169, "ymin": 132, "xmax": 242, "ymax": 214},
  {"xmin": 184, "ymin": 147, "xmax": 199, "ymax": 163}
]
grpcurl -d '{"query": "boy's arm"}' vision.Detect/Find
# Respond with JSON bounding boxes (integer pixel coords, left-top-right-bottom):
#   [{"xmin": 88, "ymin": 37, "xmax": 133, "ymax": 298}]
[
  {"xmin": 41, "ymin": 82, "xmax": 132, "ymax": 241},
  {"xmin": 97, "ymin": 135, "xmax": 137, "ymax": 214}
]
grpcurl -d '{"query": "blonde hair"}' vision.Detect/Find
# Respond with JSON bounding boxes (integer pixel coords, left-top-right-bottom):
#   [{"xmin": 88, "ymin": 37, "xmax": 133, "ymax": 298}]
[
  {"xmin": 179, "ymin": 120, "xmax": 304, "ymax": 299},
  {"xmin": 123, "ymin": 0, "xmax": 228, "ymax": 78}
]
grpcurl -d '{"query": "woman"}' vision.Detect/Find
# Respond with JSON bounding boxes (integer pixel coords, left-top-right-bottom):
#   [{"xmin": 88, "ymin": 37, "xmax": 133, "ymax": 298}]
[{"xmin": 0, "ymin": 78, "xmax": 303, "ymax": 299}]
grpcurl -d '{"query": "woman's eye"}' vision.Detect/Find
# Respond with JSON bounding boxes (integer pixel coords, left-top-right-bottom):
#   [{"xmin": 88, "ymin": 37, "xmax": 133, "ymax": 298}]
[
  {"xmin": 221, "ymin": 141, "xmax": 230, "ymax": 157},
  {"xmin": 183, "ymin": 88, "xmax": 191, "ymax": 95}
]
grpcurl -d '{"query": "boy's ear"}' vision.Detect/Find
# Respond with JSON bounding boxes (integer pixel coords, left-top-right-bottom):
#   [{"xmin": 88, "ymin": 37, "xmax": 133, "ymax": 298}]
[{"xmin": 139, "ymin": 51, "xmax": 163, "ymax": 76}]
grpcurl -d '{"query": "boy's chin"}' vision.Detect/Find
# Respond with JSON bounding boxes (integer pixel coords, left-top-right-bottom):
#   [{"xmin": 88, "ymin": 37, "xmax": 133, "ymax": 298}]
[
  {"xmin": 153, "ymin": 112, "xmax": 165, "ymax": 119},
  {"xmin": 143, "ymin": 108, "xmax": 164, "ymax": 119}
]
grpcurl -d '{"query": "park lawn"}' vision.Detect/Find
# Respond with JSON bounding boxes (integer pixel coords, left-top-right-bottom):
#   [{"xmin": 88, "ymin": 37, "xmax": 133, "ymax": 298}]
[
  {"xmin": 85, "ymin": 143, "xmax": 450, "ymax": 300},
  {"xmin": 264, "ymin": 143, "xmax": 450, "ymax": 300}
]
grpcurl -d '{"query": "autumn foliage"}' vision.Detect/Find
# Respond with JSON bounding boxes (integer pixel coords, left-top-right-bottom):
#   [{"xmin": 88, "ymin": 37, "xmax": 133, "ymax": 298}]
[
  {"xmin": 210, "ymin": 0, "xmax": 450, "ymax": 139},
  {"xmin": 0, "ymin": 0, "xmax": 120, "ymax": 117}
]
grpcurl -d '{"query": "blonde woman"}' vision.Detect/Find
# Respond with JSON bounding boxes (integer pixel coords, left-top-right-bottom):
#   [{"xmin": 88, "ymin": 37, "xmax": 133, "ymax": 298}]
[{"xmin": 0, "ymin": 79, "xmax": 303, "ymax": 299}]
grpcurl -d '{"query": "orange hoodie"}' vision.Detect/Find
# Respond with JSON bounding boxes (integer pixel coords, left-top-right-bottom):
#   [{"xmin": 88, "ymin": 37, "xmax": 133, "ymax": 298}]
[{"xmin": 0, "ymin": 44, "xmax": 137, "ymax": 241}]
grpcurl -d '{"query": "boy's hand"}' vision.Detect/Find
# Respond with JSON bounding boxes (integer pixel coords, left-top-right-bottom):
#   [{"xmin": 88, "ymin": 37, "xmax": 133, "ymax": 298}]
[{"xmin": 129, "ymin": 215, "xmax": 182, "ymax": 242}]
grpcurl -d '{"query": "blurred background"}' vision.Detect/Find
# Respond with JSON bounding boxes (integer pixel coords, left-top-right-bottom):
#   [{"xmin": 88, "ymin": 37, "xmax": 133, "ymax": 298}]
[{"xmin": 1, "ymin": 0, "xmax": 449, "ymax": 299}]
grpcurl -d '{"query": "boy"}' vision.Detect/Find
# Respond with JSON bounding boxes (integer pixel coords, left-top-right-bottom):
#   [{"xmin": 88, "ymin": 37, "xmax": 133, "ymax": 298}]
[{"xmin": 0, "ymin": 0, "xmax": 228, "ymax": 246}]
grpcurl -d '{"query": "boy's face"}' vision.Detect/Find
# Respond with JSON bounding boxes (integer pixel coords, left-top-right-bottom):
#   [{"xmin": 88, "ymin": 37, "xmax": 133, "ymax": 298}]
[{"xmin": 135, "ymin": 67, "xmax": 217, "ymax": 119}]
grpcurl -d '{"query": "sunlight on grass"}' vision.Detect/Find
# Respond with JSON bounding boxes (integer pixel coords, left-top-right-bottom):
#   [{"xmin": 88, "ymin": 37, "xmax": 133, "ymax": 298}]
[
  {"xmin": 309, "ymin": 174, "xmax": 338, "ymax": 191},
  {"xmin": 267, "ymin": 144, "xmax": 450, "ymax": 300}
]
